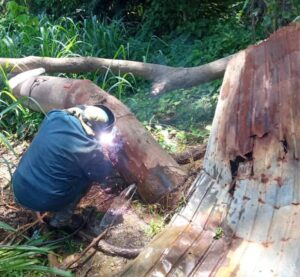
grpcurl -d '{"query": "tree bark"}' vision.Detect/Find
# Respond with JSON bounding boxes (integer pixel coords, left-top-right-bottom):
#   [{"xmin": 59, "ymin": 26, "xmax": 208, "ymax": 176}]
[
  {"xmin": 1, "ymin": 55, "xmax": 232, "ymax": 95},
  {"xmin": 12, "ymin": 75, "xmax": 187, "ymax": 204},
  {"xmin": 120, "ymin": 23, "xmax": 300, "ymax": 276}
]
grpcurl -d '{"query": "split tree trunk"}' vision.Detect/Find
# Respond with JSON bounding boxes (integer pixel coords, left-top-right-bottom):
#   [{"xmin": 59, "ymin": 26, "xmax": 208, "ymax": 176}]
[
  {"xmin": 120, "ymin": 23, "xmax": 300, "ymax": 276},
  {"xmin": 12, "ymin": 76, "xmax": 187, "ymax": 204},
  {"xmin": 1, "ymin": 54, "xmax": 232, "ymax": 95}
]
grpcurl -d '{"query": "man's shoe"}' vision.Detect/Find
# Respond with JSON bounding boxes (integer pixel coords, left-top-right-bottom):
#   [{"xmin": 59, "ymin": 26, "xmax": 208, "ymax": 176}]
[
  {"xmin": 46, "ymin": 214, "xmax": 85, "ymax": 233},
  {"xmin": 63, "ymin": 214, "xmax": 85, "ymax": 233}
]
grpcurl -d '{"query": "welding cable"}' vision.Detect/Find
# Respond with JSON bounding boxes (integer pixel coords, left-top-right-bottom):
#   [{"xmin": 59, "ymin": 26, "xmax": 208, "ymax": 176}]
[{"xmin": 30, "ymin": 209, "xmax": 94, "ymax": 247}]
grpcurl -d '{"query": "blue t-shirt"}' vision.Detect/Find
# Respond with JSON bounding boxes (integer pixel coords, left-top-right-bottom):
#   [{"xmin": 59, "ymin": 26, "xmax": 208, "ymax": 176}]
[{"xmin": 12, "ymin": 110, "xmax": 112, "ymax": 212}]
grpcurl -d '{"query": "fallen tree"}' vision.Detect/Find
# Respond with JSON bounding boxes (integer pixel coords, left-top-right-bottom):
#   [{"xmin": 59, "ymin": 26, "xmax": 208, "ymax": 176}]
[
  {"xmin": 1, "ymin": 54, "xmax": 232, "ymax": 95},
  {"xmin": 11, "ymin": 75, "xmax": 187, "ymax": 204}
]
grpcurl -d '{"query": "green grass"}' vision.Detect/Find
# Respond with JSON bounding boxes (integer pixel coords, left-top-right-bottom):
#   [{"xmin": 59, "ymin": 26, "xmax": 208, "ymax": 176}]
[
  {"xmin": 124, "ymin": 81, "xmax": 220, "ymax": 151},
  {"xmin": 0, "ymin": 221, "xmax": 73, "ymax": 276},
  {"xmin": 146, "ymin": 218, "xmax": 165, "ymax": 238},
  {"xmin": 0, "ymin": 246, "xmax": 73, "ymax": 277}
]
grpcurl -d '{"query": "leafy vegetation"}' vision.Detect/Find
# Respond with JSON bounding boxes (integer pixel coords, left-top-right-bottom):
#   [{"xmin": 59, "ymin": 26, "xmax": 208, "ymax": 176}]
[
  {"xmin": 146, "ymin": 218, "xmax": 165, "ymax": 238},
  {"xmin": 213, "ymin": 227, "xmax": 224, "ymax": 240},
  {"xmin": 0, "ymin": 221, "xmax": 73, "ymax": 276}
]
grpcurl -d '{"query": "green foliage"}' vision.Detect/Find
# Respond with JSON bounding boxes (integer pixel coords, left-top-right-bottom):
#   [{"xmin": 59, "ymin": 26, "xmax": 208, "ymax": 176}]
[
  {"xmin": 146, "ymin": 218, "xmax": 165, "ymax": 238},
  {"xmin": 140, "ymin": 0, "xmax": 235, "ymax": 37},
  {"xmin": 5, "ymin": 1, "xmax": 39, "ymax": 28},
  {"xmin": 125, "ymin": 82, "xmax": 219, "ymax": 148},
  {"xmin": 0, "ymin": 1, "xmax": 39, "ymax": 57},
  {"xmin": 213, "ymin": 227, "xmax": 224, "ymax": 240},
  {"xmin": 238, "ymin": 0, "xmax": 300, "ymax": 34},
  {"xmin": 0, "ymin": 221, "xmax": 73, "ymax": 276},
  {"xmin": 24, "ymin": 0, "xmax": 90, "ymax": 17}
]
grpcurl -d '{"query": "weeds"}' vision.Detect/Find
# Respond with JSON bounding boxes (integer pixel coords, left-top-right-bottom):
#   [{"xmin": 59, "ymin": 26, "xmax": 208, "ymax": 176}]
[
  {"xmin": 213, "ymin": 227, "xmax": 224, "ymax": 240},
  {"xmin": 0, "ymin": 221, "xmax": 73, "ymax": 276},
  {"xmin": 146, "ymin": 219, "xmax": 165, "ymax": 238}
]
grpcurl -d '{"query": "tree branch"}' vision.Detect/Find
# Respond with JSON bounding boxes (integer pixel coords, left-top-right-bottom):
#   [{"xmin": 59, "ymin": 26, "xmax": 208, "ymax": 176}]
[{"xmin": 0, "ymin": 55, "xmax": 232, "ymax": 95}]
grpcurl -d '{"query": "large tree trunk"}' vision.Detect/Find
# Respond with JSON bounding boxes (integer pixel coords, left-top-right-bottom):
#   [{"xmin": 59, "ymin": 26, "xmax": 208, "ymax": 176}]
[
  {"xmin": 12, "ymin": 76, "xmax": 187, "ymax": 204},
  {"xmin": 120, "ymin": 23, "xmax": 300, "ymax": 276},
  {"xmin": 1, "ymin": 54, "xmax": 231, "ymax": 95}
]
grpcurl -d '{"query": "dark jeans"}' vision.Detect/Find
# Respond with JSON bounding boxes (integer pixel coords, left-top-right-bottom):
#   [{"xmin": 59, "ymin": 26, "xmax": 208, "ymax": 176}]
[
  {"xmin": 49, "ymin": 183, "xmax": 92, "ymax": 228},
  {"xmin": 49, "ymin": 197, "xmax": 80, "ymax": 227},
  {"xmin": 13, "ymin": 178, "xmax": 93, "ymax": 227}
]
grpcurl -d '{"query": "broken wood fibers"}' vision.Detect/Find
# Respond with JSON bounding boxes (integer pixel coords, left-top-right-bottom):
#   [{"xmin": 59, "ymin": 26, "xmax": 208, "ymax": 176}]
[
  {"xmin": 12, "ymin": 76, "xmax": 186, "ymax": 204},
  {"xmin": 120, "ymin": 24, "xmax": 300, "ymax": 276}
]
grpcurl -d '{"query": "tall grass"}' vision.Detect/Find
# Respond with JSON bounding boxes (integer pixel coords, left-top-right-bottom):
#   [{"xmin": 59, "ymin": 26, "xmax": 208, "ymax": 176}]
[
  {"xmin": 0, "ymin": 245, "xmax": 73, "ymax": 277},
  {"xmin": 0, "ymin": 220, "xmax": 73, "ymax": 276}
]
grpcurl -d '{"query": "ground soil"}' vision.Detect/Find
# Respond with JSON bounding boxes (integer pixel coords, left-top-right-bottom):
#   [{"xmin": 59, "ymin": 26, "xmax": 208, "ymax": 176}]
[{"xmin": 0, "ymin": 141, "xmax": 202, "ymax": 276}]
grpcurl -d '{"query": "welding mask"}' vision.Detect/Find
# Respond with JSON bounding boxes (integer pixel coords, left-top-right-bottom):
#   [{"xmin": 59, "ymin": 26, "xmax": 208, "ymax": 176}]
[
  {"xmin": 67, "ymin": 104, "xmax": 115, "ymax": 136},
  {"xmin": 82, "ymin": 104, "xmax": 115, "ymax": 135}
]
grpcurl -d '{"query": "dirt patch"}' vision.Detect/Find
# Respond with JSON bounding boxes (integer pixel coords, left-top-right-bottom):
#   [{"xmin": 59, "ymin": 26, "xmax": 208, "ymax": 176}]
[
  {"xmin": 75, "ymin": 208, "xmax": 151, "ymax": 277},
  {"xmin": 0, "ymin": 192, "xmax": 35, "ymax": 241}
]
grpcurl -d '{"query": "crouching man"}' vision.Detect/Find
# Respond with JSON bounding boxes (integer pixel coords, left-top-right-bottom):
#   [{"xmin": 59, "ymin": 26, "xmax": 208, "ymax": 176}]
[{"xmin": 12, "ymin": 104, "xmax": 116, "ymax": 230}]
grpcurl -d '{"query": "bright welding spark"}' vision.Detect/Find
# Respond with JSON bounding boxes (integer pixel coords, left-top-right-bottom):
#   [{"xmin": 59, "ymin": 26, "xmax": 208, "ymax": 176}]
[{"xmin": 99, "ymin": 131, "xmax": 115, "ymax": 146}]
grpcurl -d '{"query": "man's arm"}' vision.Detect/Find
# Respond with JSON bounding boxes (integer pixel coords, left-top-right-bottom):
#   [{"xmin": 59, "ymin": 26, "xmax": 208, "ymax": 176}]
[{"xmin": 80, "ymin": 149, "xmax": 114, "ymax": 184}]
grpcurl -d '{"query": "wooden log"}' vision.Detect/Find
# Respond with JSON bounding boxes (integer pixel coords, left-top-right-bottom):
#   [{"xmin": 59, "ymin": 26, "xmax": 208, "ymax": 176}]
[{"xmin": 12, "ymin": 76, "xmax": 187, "ymax": 204}]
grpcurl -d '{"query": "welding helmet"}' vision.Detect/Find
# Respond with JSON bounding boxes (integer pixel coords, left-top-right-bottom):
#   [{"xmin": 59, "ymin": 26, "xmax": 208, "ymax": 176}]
[{"xmin": 81, "ymin": 104, "xmax": 115, "ymax": 135}]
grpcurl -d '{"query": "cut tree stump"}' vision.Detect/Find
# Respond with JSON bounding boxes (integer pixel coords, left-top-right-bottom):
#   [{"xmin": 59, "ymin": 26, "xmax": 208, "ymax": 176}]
[
  {"xmin": 120, "ymin": 23, "xmax": 300, "ymax": 276},
  {"xmin": 11, "ymin": 76, "xmax": 187, "ymax": 204}
]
